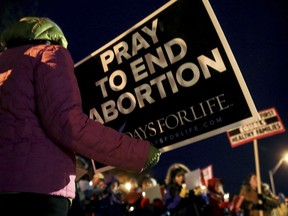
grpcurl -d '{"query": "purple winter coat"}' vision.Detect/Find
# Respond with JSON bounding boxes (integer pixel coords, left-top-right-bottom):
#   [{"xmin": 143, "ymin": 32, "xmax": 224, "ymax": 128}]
[{"xmin": 0, "ymin": 44, "xmax": 150, "ymax": 199}]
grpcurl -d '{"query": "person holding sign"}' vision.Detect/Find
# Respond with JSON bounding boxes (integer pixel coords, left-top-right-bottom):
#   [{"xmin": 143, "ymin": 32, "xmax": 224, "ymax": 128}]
[
  {"xmin": 163, "ymin": 163, "xmax": 208, "ymax": 216},
  {"xmin": 0, "ymin": 17, "xmax": 160, "ymax": 215},
  {"xmin": 238, "ymin": 173, "xmax": 280, "ymax": 216}
]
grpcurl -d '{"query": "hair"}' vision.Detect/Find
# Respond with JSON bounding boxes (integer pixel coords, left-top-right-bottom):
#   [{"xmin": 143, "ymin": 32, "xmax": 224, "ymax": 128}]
[
  {"xmin": 93, "ymin": 172, "xmax": 104, "ymax": 180},
  {"xmin": 242, "ymin": 173, "xmax": 256, "ymax": 186},
  {"xmin": 165, "ymin": 163, "xmax": 190, "ymax": 185},
  {"xmin": 141, "ymin": 174, "xmax": 157, "ymax": 187},
  {"xmin": 207, "ymin": 178, "xmax": 223, "ymax": 193}
]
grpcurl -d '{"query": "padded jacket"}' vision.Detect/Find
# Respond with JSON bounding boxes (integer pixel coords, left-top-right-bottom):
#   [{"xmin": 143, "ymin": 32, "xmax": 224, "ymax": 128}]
[{"xmin": 0, "ymin": 44, "xmax": 150, "ymax": 199}]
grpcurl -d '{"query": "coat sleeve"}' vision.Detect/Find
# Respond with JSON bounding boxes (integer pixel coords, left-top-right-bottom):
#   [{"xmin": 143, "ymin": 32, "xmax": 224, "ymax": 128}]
[{"xmin": 34, "ymin": 45, "xmax": 150, "ymax": 172}]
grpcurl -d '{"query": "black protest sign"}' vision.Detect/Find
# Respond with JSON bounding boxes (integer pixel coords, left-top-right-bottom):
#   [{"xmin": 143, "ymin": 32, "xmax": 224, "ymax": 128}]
[{"xmin": 74, "ymin": 0, "xmax": 258, "ymax": 153}]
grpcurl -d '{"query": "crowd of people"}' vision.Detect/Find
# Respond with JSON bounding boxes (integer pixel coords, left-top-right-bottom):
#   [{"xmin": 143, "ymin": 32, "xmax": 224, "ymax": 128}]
[{"xmin": 68, "ymin": 162, "xmax": 288, "ymax": 216}]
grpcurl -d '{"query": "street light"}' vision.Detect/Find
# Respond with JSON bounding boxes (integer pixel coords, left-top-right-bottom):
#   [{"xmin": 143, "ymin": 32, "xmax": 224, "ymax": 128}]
[{"xmin": 269, "ymin": 153, "xmax": 288, "ymax": 194}]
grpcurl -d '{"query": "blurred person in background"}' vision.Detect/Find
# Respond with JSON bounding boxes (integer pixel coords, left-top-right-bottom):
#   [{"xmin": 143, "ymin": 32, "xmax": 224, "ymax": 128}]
[
  {"xmin": 163, "ymin": 163, "xmax": 208, "ymax": 216},
  {"xmin": 206, "ymin": 177, "xmax": 231, "ymax": 216},
  {"xmin": 141, "ymin": 174, "xmax": 157, "ymax": 190},
  {"xmin": 124, "ymin": 177, "xmax": 153, "ymax": 216},
  {"xmin": 273, "ymin": 193, "xmax": 288, "ymax": 216},
  {"xmin": 81, "ymin": 172, "xmax": 106, "ymax": 216},
  {"xmin": 97, "ymin": 175, "xmax": 125, "ymax": 216},
  {"xmin": 125, "ymin": 174, "xmax": 166, "ymax": 216},
  {"xmin": 239, "ymin": 173, "xmax": 280, "ymax": 216}
]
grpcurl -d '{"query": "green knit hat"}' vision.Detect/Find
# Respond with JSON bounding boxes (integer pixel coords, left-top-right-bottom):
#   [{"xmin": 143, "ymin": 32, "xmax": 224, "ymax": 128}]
[{"xmin": 0, "ymin": 17, "xmax": 68, "ymax": 48}]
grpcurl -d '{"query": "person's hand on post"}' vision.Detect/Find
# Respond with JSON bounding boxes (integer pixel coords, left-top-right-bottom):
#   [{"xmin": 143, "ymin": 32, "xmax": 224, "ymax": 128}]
[
  {"xmin": 252, "ymin": 203, "xmax": 264, "ymax": 210},
  {"xmin": 258, "ymin": 193, "xmax": 266, "ymax": 204}
]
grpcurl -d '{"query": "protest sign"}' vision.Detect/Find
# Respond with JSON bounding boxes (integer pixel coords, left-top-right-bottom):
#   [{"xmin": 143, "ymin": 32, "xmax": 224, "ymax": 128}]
[
  {"xmin": 227, "ymin": 107, "xmax": 285, "ymax": 147},
  {"xmin": 201, "ymin": 164, "xmax": 213, "ymax": 186},
  {"xmin": 74, "ymin": 0, "xmax": 258, "ymax": 170},
  {"xmin": 142, "ymin": 184, "xmax": 163, "ymax": 203}
]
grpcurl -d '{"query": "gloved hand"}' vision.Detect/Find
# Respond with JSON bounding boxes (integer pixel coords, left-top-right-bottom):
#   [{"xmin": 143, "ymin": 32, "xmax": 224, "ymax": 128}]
[
  {"xmin": 194, "ymin": 186, "xmax": 202, "ymax": 196},
  {"xmin": 252, "ymin": 203, "xmax": 264, "ymax": 210},
  {"xmin": 258, "ymin": 193, "xmax": 266, "ymax": 204},
  {"xmin": 179, "ymin": 187, "xmax": 188, "ymax": 198},
  {"xmin": 143, "ymin": 144, "xmax": 161, "ymax": 170}
]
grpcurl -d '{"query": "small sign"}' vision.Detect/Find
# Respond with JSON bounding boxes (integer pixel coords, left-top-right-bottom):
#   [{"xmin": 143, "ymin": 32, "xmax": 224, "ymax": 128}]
[
  {"xmin": 201, "ymin": 164, "xmax": 213, "ymax": 186},
  {"xmin": 185, "ymin": 168, "xmax": 202, "ymax": 190},
  {"xmin": 142, "ymin": 184, "xmax": 163, "ymax": 202},
  {"xmin": 227, "ymin": 107, "xmax": 285, "ymax": 147}
]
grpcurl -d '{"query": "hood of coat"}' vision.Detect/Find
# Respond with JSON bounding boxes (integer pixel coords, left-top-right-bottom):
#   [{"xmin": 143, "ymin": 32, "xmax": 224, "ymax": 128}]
[
  {"xmin": 0, "ymin": 17, "xmax": 68, "ymax": 48},
  {"xmin": 208, "ymin": 178, "xmax": 223, "ymax": 193}
]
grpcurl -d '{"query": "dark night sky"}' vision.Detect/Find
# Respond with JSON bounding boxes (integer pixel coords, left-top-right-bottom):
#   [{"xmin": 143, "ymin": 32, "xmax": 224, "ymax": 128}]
[{"xmin": 1, "ymin": 0, "xmax": 288, "ymax": 197}]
